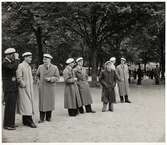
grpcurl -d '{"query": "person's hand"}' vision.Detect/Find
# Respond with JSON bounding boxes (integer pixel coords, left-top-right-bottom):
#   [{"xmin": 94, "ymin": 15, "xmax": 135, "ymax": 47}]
[
  {"xmin": 2, "ymin": 100, "xmax": 5, "ymax": 105},
  {"xmin": 20, "ymin": 81, "xmax": 26, "ymax": 88},
  {"xmin": 45, "ymin": 77, "xmax": 51, "ymax": 82},
  {"xmin": 74, "ymin": 77, "xmax": 77, "ymax": 81},
  {"xmin": 14, "ymin": 53, "xmax": 19, "ymax": 60}
]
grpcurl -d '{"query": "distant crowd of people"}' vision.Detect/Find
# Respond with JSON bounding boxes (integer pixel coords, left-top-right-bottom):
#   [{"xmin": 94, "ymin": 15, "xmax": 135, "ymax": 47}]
[
  {"xmin": 128, "ymin": 64, "xmax": 161, "ymax": 85},
  {"xmin": 3, "ymin": 47, "xmax": 160, "ymax": 131}
]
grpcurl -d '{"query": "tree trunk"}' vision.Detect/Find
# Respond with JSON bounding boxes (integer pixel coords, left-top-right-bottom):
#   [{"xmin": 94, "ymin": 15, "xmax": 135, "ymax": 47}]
[
  {"xmin": 91, "ymin": 50, "xmax": 98, "ymax": 87},
  {"xmin": 160, "ymin": 30, "xmax": 165, "ymax": 79},
  {"xmin": 144, "ymin": 62, "xmax": 147, "ymax": 73},
  {"xmin": 90, "ymin": 13, "xmax": 98, "ymax": 87},
  {"xmin": 34, "ymin": 26, "xmax": 43, "ymax": 65}
]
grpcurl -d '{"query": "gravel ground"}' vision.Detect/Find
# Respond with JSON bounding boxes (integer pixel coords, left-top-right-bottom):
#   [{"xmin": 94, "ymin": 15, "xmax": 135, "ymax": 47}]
[{"xmin": 2, "ymin": 79, "xmax": 165, "ymax": 143}]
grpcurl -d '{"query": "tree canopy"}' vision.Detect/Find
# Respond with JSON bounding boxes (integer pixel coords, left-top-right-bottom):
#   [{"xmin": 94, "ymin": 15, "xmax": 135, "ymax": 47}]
[{"xmin": 2, "ymin": 2, "xmax": 165, "ymax": 83}]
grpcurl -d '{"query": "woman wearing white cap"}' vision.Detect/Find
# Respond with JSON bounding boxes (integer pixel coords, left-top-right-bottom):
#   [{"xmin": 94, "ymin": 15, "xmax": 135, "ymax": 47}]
[
  {"xmin": 16, "ymin": 52, "xmax": 37, "ymax": 128},
  {"xmin": 109, "ymin": 57, "xmax": 119, "ymax": 103},
  {"xmin": 36, "ymin": 54, "xmax": 60, "ymax": 123},
  {"xmin": 116, "ymin": 57, "xmax": 131, "ymax": 103},
  {"xmin": 2, "ymin": 48, "xmax": 20, "ymax": 130},
  {"xmin": 74, "ymin": 57, "xmax": 96, "ymax": 113},
  {"xmin": 63, "ymin": 58, "xmax": 83, "ymax": 116}
]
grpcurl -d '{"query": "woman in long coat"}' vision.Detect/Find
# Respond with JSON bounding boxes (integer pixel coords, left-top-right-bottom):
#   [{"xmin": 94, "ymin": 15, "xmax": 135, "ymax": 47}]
[
  {"xmin": 36, "ymin": 54, "xmax": 60, "ymax": 122},
  {"xmin": 74, "ymin": 57, "xmax": 95, "ymax": 113},
  {"xmin": 63, "ymin": 58, "xmax": 83, "ymax": 116},
  {"xmin": 16, "ymin": 52, "xmax": 36, "ymax": 128},
  {"xmin": 116, "ymin": 57, "xmax": 131, "ymax": 103}
]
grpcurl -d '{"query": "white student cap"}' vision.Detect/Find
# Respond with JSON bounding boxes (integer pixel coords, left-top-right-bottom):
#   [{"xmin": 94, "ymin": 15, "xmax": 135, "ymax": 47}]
[
  {"xmin": 66, "ymin": 58, "xmax": 74, "ymax": 64},
  {"xmin": 22, "ymin": 52, "xmax": 32, "ymax": 57},
  {"xmin": 110, "ymin": 57, "xmax": 116, "ymax": 62},
  {"xmin": 76, "ymin": 57, "xmax": 83, "ymax": 62},
  {"xmin": 121, "ymin": 57, "xmax": 126, "ymax": 61},
  {"xmin": 43, "ymin": 53, "xmax": 53, "ymax": 59},
  {"xmin": 4, "ymin": 48, "xmax": 16, "ymax": 54}
]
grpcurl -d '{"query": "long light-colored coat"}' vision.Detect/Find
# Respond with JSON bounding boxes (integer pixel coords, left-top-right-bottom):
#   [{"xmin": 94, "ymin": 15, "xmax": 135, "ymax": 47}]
[
  {"xmin": 74, "ymin": 65, "xmax": 93, "ymax": 105},
  {"xmin": 36, "ymin": 64, "xmax": 60, "ymax": 112},
  {"xmin": 110, "ymin": 63, "xmax": 120, "ymax": 101},
  {"xmin": 116, "ymin": 64, "xmax": 129, "ymax": 96},
  {"xmin": 63, "ymin": 65, "xmax": 82, "ymax": 109},
  {"xmin": 16, "ymin": 61, "xmax": 35, "ymax": 115}
]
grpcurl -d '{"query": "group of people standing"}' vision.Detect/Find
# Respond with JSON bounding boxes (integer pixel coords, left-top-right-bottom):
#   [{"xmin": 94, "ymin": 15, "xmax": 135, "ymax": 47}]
[
  {"xmin": 99, "ymin": 57, "xmax": 131, "ymax": 112},
  {"xmin": 2, "ymin": 48, "xmax": 60, "ymax": 130},
  {"xmin": 2, "ymin": 47, "xmax": 131, "ymax": 131}
]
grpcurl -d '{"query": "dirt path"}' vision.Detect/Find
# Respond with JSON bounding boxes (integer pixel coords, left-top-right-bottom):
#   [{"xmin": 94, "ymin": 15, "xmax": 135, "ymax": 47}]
[{"xmin": 2, "ymin": 79, "xmax": 165, "ymax": 142}]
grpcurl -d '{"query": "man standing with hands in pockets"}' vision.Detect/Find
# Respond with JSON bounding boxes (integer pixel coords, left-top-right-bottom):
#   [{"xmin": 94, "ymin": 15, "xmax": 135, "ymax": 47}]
[{"xmin": 16, "ymin": 52, "xmax": 37, "ymax": 128}]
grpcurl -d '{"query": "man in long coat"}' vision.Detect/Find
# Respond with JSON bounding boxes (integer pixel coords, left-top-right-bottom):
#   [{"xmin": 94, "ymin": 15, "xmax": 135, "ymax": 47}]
[
  {"xmin": 116, "ymin": 57, "xmax": 131, "ymax": 103},
  {"xmin": 63, "ymin": 58, "xmax": 83, "ymax": 116},
  {"xmin": 16, "ymin": 52, "xmax": 37, "ymax": 128},
  {"xmin": 109, "ymin": 57, "xmax": 120, "ymax": 103},
  {"xmin": 36, "ymin": 54, "xmax": 60, "ymax": 122},
  {"xmin": 2, "ymin": 48, "xmax": 20, "ymax": 130},
  {"xmin": 74, "ymin": 57, "xmax": 96, "ymax": 113},
  {"xmin": 99, "ymin": 61, "xmax": 120, "ymax": 112}
]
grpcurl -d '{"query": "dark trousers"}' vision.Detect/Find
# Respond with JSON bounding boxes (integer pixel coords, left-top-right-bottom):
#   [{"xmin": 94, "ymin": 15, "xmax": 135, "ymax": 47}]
[
  {"xmin": 22, "ymin": 115, "xmax": 33, "ymax": 125},
  {"xmin": 137, "ymin": 78, "xmax": 142, "ymax": 85},
  {"xmin": 40, "ymin": 111, "xmax": 52, "ymax": 121},
  {"xmin": 3, "ymin": 92, "xmax": 17, "ymax": 128}
]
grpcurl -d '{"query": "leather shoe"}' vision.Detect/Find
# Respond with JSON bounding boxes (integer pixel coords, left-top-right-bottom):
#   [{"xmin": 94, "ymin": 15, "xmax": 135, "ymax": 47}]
[
  {"xmin": 4, "ymin": 126, "xmax": 16, "ymax": 130},
  {"xmin": 125, "ymin": 100, "xmax": 131, "ymax": 103},
  {"xmin": 90, "ymin": 110, "xmax": 96, "ymax": 113},
  {"xmin": 38, "ymin": 120, "xmax": 44, "ymax": 123},
  {"xmin": 46, "ymin": 118, "xmax": 51, "ymax": 122},
  {"xmin": 29, "ymin": 123, "xmax": 37, "ymax": 128}
]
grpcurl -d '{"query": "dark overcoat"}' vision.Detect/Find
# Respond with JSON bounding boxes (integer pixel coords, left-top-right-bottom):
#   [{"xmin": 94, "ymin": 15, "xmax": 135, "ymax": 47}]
[
  {"xmin": 2, "ymin": 57, "xmax": 19, "ymax": 127},
  {"xmin": 74, "ymin": 65, "xmax": 93, "ymax": 105},
  {"xmin": 2, "ymin": 57, "xmax": 19, "ymax": 94},
  {"xmin": 63, "ymin": 65, "xmax": 82, "ymax": 109},
  {"xmin": 99, "ymin": 69, "xmax": 118, "ymax": 103}
]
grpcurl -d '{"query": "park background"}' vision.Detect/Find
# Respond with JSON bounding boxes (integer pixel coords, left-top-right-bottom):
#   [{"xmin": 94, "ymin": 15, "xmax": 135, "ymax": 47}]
[{"xmin": 2, "ymin": 1, "xmax": 165, "ymax": 143}]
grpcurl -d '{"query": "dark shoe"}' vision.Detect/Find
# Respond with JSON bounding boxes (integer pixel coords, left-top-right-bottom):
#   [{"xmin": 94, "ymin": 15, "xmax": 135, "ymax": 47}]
[
  {"xmin": 29, "ymin": 123, "xmax": 37, "ymax": 128},
  {"xmin": 109, "ymin": 109, "xmax": 113, "ymax": 112},
  {"xmin": 125, "ymin": 100, "xmax": 131, "ymax": 103},
  {"xmin": 87, "ymin": 110, "xmax": 96, "ymax": 113},
  {"xmin": 38, "ymin": 120, "xmax": 44, "ymax": 123},
  {"xmin": 125, "ymin": 95, "xmax": 131, "ymax": 103},
  {"xmin": 46, "ymin": 118, "xmax": 51, "ymax": 122},
  {"xmin": 4, "ymin": 126, "xmax": 16, "ymax": 130},
  {"xmin": 90, "ymin": 110, "xmax": 96, "ymax": 113}
]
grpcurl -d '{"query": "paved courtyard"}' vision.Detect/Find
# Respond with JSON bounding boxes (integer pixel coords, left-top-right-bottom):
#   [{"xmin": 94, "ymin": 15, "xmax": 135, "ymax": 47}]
[{"xmin": 2, "ymin": 79, "xmax": 165, "ymax": 142}]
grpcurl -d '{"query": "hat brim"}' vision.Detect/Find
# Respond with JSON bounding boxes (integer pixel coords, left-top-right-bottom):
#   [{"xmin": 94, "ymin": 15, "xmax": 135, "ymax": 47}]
[{"xmin": 44, "ymin": 56, "xmax": 52, "ymax": 59}]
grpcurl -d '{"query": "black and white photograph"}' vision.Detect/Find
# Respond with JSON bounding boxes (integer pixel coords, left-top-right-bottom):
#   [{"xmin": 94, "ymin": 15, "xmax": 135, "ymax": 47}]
[{"xmin": 1, "ymin": 1, "xmax": 165, "ymax": 143}]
